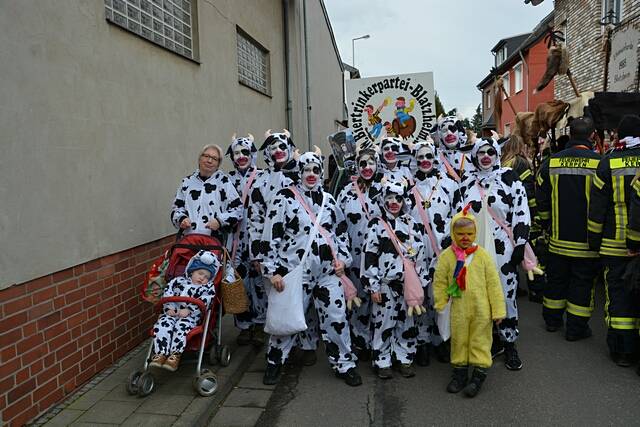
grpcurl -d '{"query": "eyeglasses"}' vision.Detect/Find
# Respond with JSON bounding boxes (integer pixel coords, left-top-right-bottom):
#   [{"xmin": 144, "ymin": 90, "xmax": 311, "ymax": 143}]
[
  {"xmin": 417, "ymin": 153, "xmax": 435, "ymax": 160},
  {"xmin": 477, "ymin": 148, "xmax": 497, "ymax": 156},
  {"xmin": 201, "ymin": 154, "xmax": 220, "ymax": 162}
]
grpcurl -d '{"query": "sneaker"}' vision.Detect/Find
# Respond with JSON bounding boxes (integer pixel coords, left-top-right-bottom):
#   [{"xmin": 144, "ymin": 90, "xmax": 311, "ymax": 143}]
[
  {"xmin": 397, "ymin": 363, "xmax": 415, "ymax": 378},
  {"xmin": 491, "ymin": 339, "xmax": 504, "ymax": 359},
  {"xmin": 504, "ymin": 343, "xmax": 523, "ymax": 370},
  {"xmin": 446, "ymin": 367, "xmax": 468, "ymax": 393},
  {"xmin": 434, "ymin": 342, "xmax": 450, "ymax": 363},
  {"xmin": 415, "ymin": 344, "xmax": 430, "ymax": 367},
  {"xmin": 236, "ymin": 328, "xmax": 252, "ymax": 346},
  {"xmin": 163, "ymin": 354, "xmax": 180, "ymax": 372},
  {"xmin": 252, "ymin": 325, "xmax": 267, "ymax": 347},
  {"xmin": 263, "ymin": 363, "xmax": 282, "ymax": 385},
  {"xmin": 149, "ymin": 354, "xmax": 166, "ymax": 369},
  {"xmin": 463, "ymin": 368, "xmax": 487, "ymax": 398},
  {"xmin": 566, "ymin": 327, "xmax": 592, "ymax": 342},
  {"xmin": 335, "ymin": 367, "xmax": 363, "ymax": 386},
  {"xmin": 301, "ymin": 350, "xmax": 317, "ymax": 366},
  {"xmin": 376, "ymin": 367, "xmax": 393, "ymax": 379}
]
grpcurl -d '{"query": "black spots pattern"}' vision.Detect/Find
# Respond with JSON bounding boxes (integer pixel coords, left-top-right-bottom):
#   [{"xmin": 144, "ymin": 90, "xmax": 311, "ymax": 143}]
[
  {"xmin": 174, "ymin": 199, "xmax": 185, "ymax": 208},
  {"xmin": 331, "ymin": 321, "xmax": 346, "ymax": 335},
  {"xmin": 267, "ymin": 347, "xmax": 283, "ymax": 365},
  {"xmin": 313, "ymin": 286, "xmax": 331, "ymax": 308},
  {"xmin": 347, "ymin": 212, "xmax": 363, "ymax": 225},
  {"xmin": 433, "ymin": 213, "xmax": 446, "ymax": 234},
  {"xmin": 495, "ymin": 239, "xmax": 506, "ymax": 255},
  {"xmin": 204, "ymin": 183, "xmax": 216, "ymax": 193},
  {"xmin": 189, "ymin": 189, "xmax": 201, "ymax": 200}
]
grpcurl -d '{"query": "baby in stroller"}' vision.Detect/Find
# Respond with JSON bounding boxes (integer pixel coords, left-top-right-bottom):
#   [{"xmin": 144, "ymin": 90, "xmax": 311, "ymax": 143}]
[{"xmin": 149, "ymin": 250, "xmax": 221, "ymax": 371}]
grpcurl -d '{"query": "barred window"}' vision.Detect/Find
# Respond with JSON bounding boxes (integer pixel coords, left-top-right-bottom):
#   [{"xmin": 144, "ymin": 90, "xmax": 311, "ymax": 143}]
[
  {"xmin": 104, "ymin": 0, "xmax": 196, "ymax": 60},
  {"xmin": 237, "ymin": 28, "xmax": 271, "ymax": 96}
]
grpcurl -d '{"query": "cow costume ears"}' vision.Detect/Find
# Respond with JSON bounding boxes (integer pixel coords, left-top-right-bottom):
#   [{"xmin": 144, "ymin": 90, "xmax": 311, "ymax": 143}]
[
  {"xmin": 226, "ymin": 133, "xmax": 257, "ymax": 156},
  {"xmin": 259, "ymin": 129, "xmax": 295, "ymax": 150}
]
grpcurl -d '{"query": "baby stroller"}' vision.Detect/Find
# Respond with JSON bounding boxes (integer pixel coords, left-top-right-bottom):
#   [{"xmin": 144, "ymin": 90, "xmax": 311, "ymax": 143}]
[{"xmin": 127, "ymin": 233, "xmax": 232, "ymax": 397}]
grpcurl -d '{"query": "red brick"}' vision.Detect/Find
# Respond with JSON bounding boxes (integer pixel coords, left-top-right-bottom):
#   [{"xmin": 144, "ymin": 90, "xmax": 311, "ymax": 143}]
[
  {"xmin": 8, "ymin": 378, "xmax": 35, "ymax": 404},
  {"xmin": 22, "ymin": 321, "xmax": 38, "ymax": 338},
  {"xmin": 70, "ymin": 325, "xmax": 82, "ymax": 339},
  {"xmin": 37, "ymin": 386, "xmax": 64, "ymax": 413},
  {"xmin": 85, "ymin": 279, "xmax": 105, "ymax": 297},
  {"xmin": 81, "ymin": 317, "xmax": 100, "ymax": 334},
  {"xmin": 82, "ymin": 293, "xmax": 101, "ymax": 309},
  {"xmin": 62, "ymin": 378, "xmax": 76, "ymax": 393},
  {"xmin": 10, "ymin": 405, "xmax": 40, "ymax": 427},
  {"xmin": 2, "ymin": 294, "xmax": 32, "ymax": 316},
  {"xmin": 79, "ymin": 271, "xmax": 98, "ymax": 287},
  {"xmin": 29, "ymin": 358, "xmax": 44, "ymax": 376},
  {"xmin": 0, "ymin": 284, "xmax": 27, "ymax": 303},
  {"xmin": 0, "ymin": 375, "xmax": 15, "ymax": 394},
  {"xmin": 99, "ymin": 307, "xmax": 116, "ymax": 323},
  {"xmin": 0, "ymin": 328, "xmax": 22, "ymax": 348},
  {"xmin": 0, "ymin": 312, "xmax": 27, "ymax": 334},
  {"xmin": 52, "ymin": 267, "xmax": 74, "ymax": 283},
  {"xmin": 55, "ymin": 341, "xmax": 78, "ymax": 361},
  {"xmin": 100, "ymin": 253, "xmax": 121, "ymax": 266},
  {"xmin": 43, "ymin": 321, "xmax": 67, "ymax": 341},
  {"xmin": 27, "ymin": 301, "xmax": 53, "ymax": 321},
  {"xmin": 17, "ymin": 333, "xmax": 44, "ymax": 354},
  {"xmin": 84, "ymin": 258, "xmax": 103, "ymax": 273},
  {"xmin": 97, "ymin": 265, "xmax": 116, "ymax": 280},
  {"xmin": 86, "ymin": 305, "xmax": 99, "ymax": 319},
  {"xmin": 76, "ymin": 365, "xmax": 97, "ymax": 386},
  {"xmin": 115, "ymin": 260, "xmax": 130, "ymax": 272},
  {"xmin": 53, "ymin": 295, "xmax": 66, "ymax": 310},
  {"xmin": 1, "ymin": 345, "xmax": 17, "ymax": 363},
  {"xmin": 20, "ymin": 343, "xmax": 47, "ymax": 366},
  {"xmin": 59, "ymin": 365, "xmax": 79, "ymax": 385},
  {"xmin": 15, "ymin": 367, "xmax": 29, "ymax": 384},
  {"xmin": 0, "ymin": 358, "xmax": 21, "ymax": 381},
  {"xmin": 31, "ymin": 286, "xmax": 57, "ymax": 304},
  {"xmin": 80, "ymin": 352, "xmax": 99, "ymax": 372},
  {"xmin": 61, "ymin": 301, "xmax": 82, "ymax": 318},
  {"xmin": 78, "ymin": 330, "xmax": 97, "ymax": 348},
  {"xmin": 24, "ymin": 275, "xmax": 52, "ymax": 293},
  {"xmin": 67, "ymin": 312, "xmax": 87, "ymax": 329},
  {"xmin": 47, "ymin": 331, "xmax": 71, "ymax": 352},
  {"xmin": 36, "ymin": 362, "xmax": 61, "ymax": 386},
  {"xmin": 73, "ymin": 265, "xmax": 84, "ymax": 276},
  {"xmin": 56, "ymin": 278, "xmax": 78, "ymax": 295},
  {"xmin": 60, "ymin": 350, "xmax": 82, "ymax": 368},
  {"xmin": 64, "ymin": 288, "xmax": 85, "ymax": 305},
  {"xmin": 37, "ymin": 311, "xmax": 61, "ymax": 330}
]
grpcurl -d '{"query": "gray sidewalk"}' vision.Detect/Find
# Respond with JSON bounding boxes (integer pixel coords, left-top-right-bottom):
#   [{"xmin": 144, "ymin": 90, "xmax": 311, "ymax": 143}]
[{"xmin": 32, "ymin": 315, "xmax": 259, "ymax": 427}]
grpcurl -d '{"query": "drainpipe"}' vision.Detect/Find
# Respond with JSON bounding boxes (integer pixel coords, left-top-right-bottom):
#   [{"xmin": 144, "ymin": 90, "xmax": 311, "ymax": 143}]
[
  {"xmin": 519, "ymin": 50, "xmax": 529, "ymax": 111},
  {"xmin": 302, "ymin": 0, "xmax": 312, "ymax": 150},
  {"xmin": 283, "ymin": 0, "xmax": 292, "ymax": 130}
]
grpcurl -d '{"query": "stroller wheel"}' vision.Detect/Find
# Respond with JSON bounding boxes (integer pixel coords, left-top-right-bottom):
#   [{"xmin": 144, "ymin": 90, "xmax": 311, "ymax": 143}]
[
  {"xmin": 126, "ymin": 371, "xmax": 143, "ymax": 395},
  {"xmin": 193, "ymin": 372, "xmax": 218, "ymax": 396},
  {"xmin": 218, "ymin": 345, "xmax": 231, "ymax": 367},
  {"xmin": 137, "ymin": 372, "xmax": 155, "ymax": 397},
  {"xmin": 208, "ymin": 345, "xmax": 219, "ymax": 365}
]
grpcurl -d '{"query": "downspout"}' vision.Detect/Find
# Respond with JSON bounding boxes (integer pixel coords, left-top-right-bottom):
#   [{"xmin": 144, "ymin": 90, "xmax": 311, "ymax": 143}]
[
  {"xmin": 283, "ymin": 0, "xmax": 292, "ymax": 130},
  {"xmin": 302, "ymin": 0, "xmax": 312, "ymax": 150},
  {"xmin": 519, "ymin": 50, "xmax": 529, "ymax": 111}
]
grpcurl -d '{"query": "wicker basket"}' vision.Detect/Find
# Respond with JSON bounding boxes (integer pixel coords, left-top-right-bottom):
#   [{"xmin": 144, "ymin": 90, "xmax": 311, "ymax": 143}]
[{"xmin": 220, "ymin": 251, "xmax": 249, "ymax": 314}]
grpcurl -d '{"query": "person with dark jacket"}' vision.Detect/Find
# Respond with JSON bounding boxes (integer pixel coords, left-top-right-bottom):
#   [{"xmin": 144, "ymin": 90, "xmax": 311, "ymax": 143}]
[
  {"xmin": 537, "ymin": 118, "xmax": 601, "ymax": 341},
  {"xmin": 588, "ymin": 114, "xmax": 640, "ymax": 367}
]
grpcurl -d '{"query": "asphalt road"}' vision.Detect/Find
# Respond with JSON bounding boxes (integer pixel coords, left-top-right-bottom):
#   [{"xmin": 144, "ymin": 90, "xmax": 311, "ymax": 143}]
[{"xmin": 256, "ymin": 289, "xmax": 640, "ymax": 426}]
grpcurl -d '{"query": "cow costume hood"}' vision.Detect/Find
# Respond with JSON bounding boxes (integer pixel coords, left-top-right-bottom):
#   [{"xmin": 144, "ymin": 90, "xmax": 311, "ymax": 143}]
[
  {"xmin": 184, "ymin": 250, "xmax": 221, "ymax": 285},
  {"xmin": 471, "ymin": 137, "xmax": 502, "ymax": 179},
  {"xmin": 297, "ymin": 149, "xmax": 324, "ymax": 192},
  {"xmin": 433, "ymin": 115, "xmax": 468, "ymax": 150},
  {"xmin": 380, "ymin": 177, "xmax": 410, "ymax": 217},
  {"xmin": 226, "ymin": 134, "xmax": 258, "ymax": 171},
  {"xmin": 259, "ymin": 129, "xmax": 296, "ymax": 169},
  {"xmin": 412, "ymin": 138, "xmax": 440, "ymax": 179}
]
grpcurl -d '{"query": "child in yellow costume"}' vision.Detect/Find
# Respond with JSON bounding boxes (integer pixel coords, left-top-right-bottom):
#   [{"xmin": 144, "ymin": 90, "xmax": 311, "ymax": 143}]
[{"xmin": 433, "ymin": 205, "xmax": 506, "ymax": 397}]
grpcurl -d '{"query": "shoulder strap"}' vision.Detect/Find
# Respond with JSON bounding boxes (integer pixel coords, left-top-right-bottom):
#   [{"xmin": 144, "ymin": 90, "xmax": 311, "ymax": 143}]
[
  {"xmin": 475, "ymin": 182, "xmax": 515, "ymax": 245},
  {"xmin": 230, "ymin": 168, "xmax": 259, "ymax": 265},
  {"xmin": 351, "ymin": 176, "xmax": 372, "ymax": 221},
  {"xmin": 440, "ymin": 153, "xmax": 461, "ymax": 183},
  {"xmin": 378, "ymin": 217, "xmax": 409, "ymax": 262},
  {"xmin": 290, "ymin": 187, "xmax": 327, "ymax": 263},
  {"xmin": 411, "ymin": 187, "xmax": 441, "ymax": 256}
]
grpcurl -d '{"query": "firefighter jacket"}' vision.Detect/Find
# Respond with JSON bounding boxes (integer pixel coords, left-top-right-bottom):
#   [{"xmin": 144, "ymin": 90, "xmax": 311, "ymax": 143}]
[
  {"xmin": 536, "ymin": 140, "xmax": 601, "ymax": 258},
  {"xmin": 626, "ymin": 178, "xmax": 640, "ymax": 252},
  {"xmin": 588, "ymin": 147, "xmax": 640, "ymax": 257}
]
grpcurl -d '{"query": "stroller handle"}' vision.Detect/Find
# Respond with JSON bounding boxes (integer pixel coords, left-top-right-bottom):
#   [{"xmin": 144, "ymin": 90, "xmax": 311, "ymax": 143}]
[{"xmin": 158, "ymin": 296, "xmax": 207, "ymax": 313}]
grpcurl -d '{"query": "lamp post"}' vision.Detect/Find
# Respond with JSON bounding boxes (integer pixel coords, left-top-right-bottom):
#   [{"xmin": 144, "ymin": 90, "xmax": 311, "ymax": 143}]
[{"xmin": 351, "ymin": 34, "xmax": 370, "ymax": 68}]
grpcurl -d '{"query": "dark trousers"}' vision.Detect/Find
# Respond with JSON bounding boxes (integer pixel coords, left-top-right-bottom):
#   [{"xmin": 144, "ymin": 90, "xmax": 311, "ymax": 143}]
[
  {"xmin": 542, "ymin": 255, "xmax": 599, "ymax": 335},
  {"xmin": 603, "ymin": 257, "xmax": 639, "ymax": 355}
]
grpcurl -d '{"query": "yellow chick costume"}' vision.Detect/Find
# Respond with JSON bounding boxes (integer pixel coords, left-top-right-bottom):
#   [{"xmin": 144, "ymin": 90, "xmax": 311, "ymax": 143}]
[{"xmin": 433, "ymin": 209, "xmax": 506, "ymax": 368}]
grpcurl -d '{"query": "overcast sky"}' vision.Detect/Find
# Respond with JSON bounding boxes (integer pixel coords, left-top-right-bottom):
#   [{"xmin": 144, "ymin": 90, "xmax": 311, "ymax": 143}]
[{"xmin": 323, "ymin": 0, "xmax": 554, "ymax": 118}]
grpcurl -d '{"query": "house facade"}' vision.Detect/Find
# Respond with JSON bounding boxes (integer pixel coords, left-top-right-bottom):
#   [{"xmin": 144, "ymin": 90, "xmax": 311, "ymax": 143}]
[
  {"xmin": 0, "ymin": 1, "xmax": 345, "ymax": 425},
  {"xmin": 477, "ymin": 12, "xmax": 555, "ymax": 136}
]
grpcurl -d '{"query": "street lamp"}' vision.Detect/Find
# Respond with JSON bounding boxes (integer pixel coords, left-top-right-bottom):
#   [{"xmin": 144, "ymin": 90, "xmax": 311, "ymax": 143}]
[{"xmin": 352, "ymin": 34, "xmax": 370, "ymax": 68}]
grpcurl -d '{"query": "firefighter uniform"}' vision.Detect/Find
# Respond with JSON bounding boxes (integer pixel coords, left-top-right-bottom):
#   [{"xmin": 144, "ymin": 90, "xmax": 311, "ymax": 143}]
[
  {"xmin": 537, "ymin": 140, "xmax": 601, "ymax": 338},
  {"xmin": 588, "ymin": 146, "xmax": 640, "ymax": 359}
]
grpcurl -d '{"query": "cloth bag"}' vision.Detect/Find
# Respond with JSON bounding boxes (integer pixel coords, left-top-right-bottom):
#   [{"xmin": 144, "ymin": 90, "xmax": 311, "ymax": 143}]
[
  {"xmin": 437, "ymin": 299, "xmax": 452, "ymax": 341},
  {"xmin": 264, "ymin": 193, "xmax": 327, "ymax": 336}
]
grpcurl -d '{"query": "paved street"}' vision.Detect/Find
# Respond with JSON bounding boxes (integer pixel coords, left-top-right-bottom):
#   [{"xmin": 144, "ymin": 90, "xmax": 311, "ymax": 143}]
[{"xmin": 254, "ymin": 290, "xmax": 640, "ymax": 426}]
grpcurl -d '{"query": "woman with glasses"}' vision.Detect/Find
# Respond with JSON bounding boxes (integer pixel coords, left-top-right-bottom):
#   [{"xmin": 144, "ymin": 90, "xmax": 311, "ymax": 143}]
[
  {"xmin": 170, "ymin": 144, "xmax": 243, "ymax": 241},
  {"xmin": 459, "ymin": 137, "xmax": 530, "ymax": 371}
]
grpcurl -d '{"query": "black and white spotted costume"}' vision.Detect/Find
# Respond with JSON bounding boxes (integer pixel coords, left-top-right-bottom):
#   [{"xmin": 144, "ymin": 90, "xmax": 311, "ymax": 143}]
[
  {"xmin": 226, "ymin": 136, "xmax": 266, "ymax": 331},
  {"xmin": 170, "ymin": 168, "xmax": 243, "ymax": 238},
  {"xmin": 433, "ymin": 116, "xmax": 475, "ymax": 182},
  {"xmin": 337, "ymin": 150, "xmax": 383, "ymax": 353},
  {"xmin": 261, "ymin": 152, "xmax": 357, "ymax": 374},
  {"xmin": 408, "ymin": 141, "xmax": 461, "ymax": 347},
  {"xmin": 380, "ymin": 137, "xmax": 413, "ymax": 182},
  {"xmin": 152, "ymin": 251, "xmax": 220, "ymax": 356},
  {"xmin": 362, "ymin": 180, "xmax": 429, "ymax": 368},
  {"xmin": 459, "ymin": 138, "xmax": 530, "ymax": 343}
]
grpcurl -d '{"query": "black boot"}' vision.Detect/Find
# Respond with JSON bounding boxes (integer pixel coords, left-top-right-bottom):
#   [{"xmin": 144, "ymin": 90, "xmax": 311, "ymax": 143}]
[
  {"xmin": 415, "ymin": 344, "xmax": 430, "ymax": 367},
  {"xmin": 434, "ymin": 341, "xmax": 450, "ymax": 363},
  {"xmin": 335, "ymin": 367, "xmax": 363, "ymax": 386},
  {"xmin": 504, "ymin": 342, "xmax": 523, "ymax": 370},
  {"xmin": 463, "ymin": 367, "xmax": 487, "ymax": 397},
  {"xmin": 446, "ymin": 366, "xmax": 468, "ymax": 393},
  {"xmin": 263, "ymin": 363, "xmax": 282, "ymax": 385}
]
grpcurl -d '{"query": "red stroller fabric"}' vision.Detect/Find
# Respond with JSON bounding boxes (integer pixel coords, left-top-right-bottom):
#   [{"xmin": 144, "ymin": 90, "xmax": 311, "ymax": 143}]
[{"xmin": 166, "ymin": 234, "xmax": 224, "ymax": 282}]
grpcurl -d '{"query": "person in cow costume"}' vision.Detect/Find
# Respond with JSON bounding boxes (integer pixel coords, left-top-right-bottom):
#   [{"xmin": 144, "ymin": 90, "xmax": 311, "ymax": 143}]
[
  {"xmin": 433, "ymin": 115, "xmax": 475, "ymax": 183},
  {"xmin": 225, "ymin": 134, "xmax": 268, "ymax": 347},
  {"xmin": 459, "ymin": 137, "xmax": 530, "ymax": 371},
  {"xmin": 260, "ymin": 149, "xmax": 362, "ymax": 387},
  {"xmin": 407, "ymin": 139, "xmax": 462, "ymax": 366},
  {"xmin": 337, "ymin": 146, "xmax": 383, "ymax": 360},
  {"xmin": 362, "ymin": 179, "xmax": 428, "ymax": 379},
  {"xmin": 379, "ymin": 136, "xmax": 413, "ymax": 182}
]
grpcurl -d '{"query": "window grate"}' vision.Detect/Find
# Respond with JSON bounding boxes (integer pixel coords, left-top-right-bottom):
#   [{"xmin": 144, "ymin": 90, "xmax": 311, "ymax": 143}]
[
  {"xmin": 237, "ymin": 29, "xmax": 270, "ymax": 95},
  {"xmin": 105, "ymin": 0, "xmax": 194, "ymax": 59}
]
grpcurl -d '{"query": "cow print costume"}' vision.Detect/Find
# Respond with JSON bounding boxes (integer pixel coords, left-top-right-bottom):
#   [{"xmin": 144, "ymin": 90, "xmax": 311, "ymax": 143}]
[
  {"xmin": 408, "ymin": 140, "xmax": 461, "ymax": 349},
  {"xmin": 433, "ymin": 115, "xmax": 475, "ymax": 182},
  {"xmin": 226, "ymin": 135, "xmax": 266, "ymax": 331},
  {"xmin": 380, "ymin": 137, "xmax": 413, "ymax": 182},
  {"xmin": 152, "ymin": 251, "xmax": 220, "ymax": 356},
  {"xmin": 362, "ymin": 180, "xmax": 429, "ymax": 369},
  {"xmin": 337, "ymin": 148, "xmax": 383, "ymax": 354},
  {"xmin": 459, "ymin": 138, "xmax": 530, "ymax": 344},
  {"xmin": 170, "ymin": 165, "xmax": 243, "ymax": 238},
  {"xmin": 261, "ymin": 152, "xmax": 357, "ymax": 374}
]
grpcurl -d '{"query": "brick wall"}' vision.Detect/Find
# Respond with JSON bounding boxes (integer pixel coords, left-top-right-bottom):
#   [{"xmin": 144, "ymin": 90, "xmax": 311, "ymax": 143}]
[{"xmin": 0, "ymin": 235, "xmax": 174, "ymax": 426}]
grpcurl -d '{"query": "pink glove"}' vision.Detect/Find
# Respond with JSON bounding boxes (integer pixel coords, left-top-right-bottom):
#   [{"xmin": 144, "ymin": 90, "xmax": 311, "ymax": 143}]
[{"xmin": 403, "ymin": 259, "xmax": 425, "ymax": 311}]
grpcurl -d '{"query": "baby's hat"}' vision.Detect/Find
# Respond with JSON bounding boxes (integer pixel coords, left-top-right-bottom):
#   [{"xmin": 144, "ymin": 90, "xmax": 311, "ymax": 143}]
[{"xmin": 186, "ymin": 250, "xmax": 220, "ymax": 279}]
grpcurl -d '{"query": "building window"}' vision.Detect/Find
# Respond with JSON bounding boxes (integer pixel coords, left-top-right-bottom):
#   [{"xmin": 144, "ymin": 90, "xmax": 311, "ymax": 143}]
[
  {"xmin": 502, "ymin": 73, "xmax": 510, "ymax": 98},
  {"xmin": 237, "ymin": 28, "xmax": 271, "ymax": 96},
  {"xmin": 514, "ymin": 62, "xmax": 523, "ymax": 93},
  {"xmin": 602, "ymin": 0, "xmax": 622, "ymax": 25},
  {"xmin": 486, "ymin": 90, "xmax": 491, "ymax": 109},
  {"xmin": 496, "ymin": 46, "xmax": 508, "ymax": 66},
  {"xmin": 104, "ymin": 0, "xmax": 196, "ymax": 60}
]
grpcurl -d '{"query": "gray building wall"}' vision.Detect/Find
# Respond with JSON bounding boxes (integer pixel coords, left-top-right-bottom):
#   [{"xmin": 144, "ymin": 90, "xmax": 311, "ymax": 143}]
[{"xmin": 0, "ymin": 0, "xmax": 344, "ymax": 289}]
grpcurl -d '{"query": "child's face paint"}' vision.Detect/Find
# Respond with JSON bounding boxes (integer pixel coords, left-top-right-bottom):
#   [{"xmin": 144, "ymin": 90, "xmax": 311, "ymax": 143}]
[
  {"xmin": 453, "ymin": 224, "xmax": 476, "ymax": 249},
  {"xmin": 384, "ymin": 194, "xmax": 403, "ymax": 216},
  {"xmin": 302, "ymin": 163, "xmax": 321, "ymax": 189},
  {"xmin": 359, "ymin": 155, "xmax": 377, "ymax": 180},
  {"xmin": 191, "ymin": 269, "xmax": 212, "ymax": 285},
  {"xmin": 233, "ymin": 146, "xmax": 251, "ymax": 170},
  {"xmin": 416, "ymin": 147, "xmax": 435, "ymax": 173}
]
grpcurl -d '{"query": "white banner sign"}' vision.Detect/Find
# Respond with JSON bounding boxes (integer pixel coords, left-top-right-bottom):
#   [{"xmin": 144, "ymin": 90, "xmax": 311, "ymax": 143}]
[
  {"xmin": 609, "ymin": 26, "xmax": 639, "ymax": 92},
  {"xmin": 346, "ymin": 72, "xmax": 436, "ymax": 146}
]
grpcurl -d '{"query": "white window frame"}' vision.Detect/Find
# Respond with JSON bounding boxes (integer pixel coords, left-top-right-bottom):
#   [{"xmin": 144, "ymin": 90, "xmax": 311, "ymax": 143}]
[
  {"xmin": 237, "ymin": 27, "xmax": 271, "ymax": 96},
  {"xmin": 104, "ymin": 0, "xmax": 197, "ymax": 60},
  {"xmin": 514, "ymin": 62, "xmax": 523, "ymax": 93},
  {"xmin": 502, "ymin": 72, "xmax": 510, "ymax": 98},
  {"xmin": 602, "ymin": 0, "xmax": 623, "ymax": 25},
  {"xmin": 486, "ymin": 89, "xmax": 491, "ymax": 110}
]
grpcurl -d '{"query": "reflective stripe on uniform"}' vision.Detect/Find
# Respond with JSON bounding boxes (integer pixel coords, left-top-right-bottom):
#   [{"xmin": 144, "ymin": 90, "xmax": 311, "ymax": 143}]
[
  {"xmin": 567, "ymin": 301, "xmax": 593, "ymax": 318},
  {"xmin": 551, "ymin": 175, "xmax": 559, "ymax": 239},
  {"xmin": 529, "ymin": 198, "xmax": 537, "ymax": 208},
  {"xmin": 519, "ymin": 169, "xmax": 532, "ymax": 181},
  {"xmin": 538, "ymin": 210, "xmax": 551, "ymax": 220},
  {"xmin": 543, "ymin": 297, "xmax": 567, "ymax": 310},
  {"xmin": 550, "ymin": 158, "xmax": 600, "ymax": 169},
  {"xmin": 612, "ymin": 176, "xmax": 627, "ymax": 241},
  {"xmin": 627, "ymin": 227, "xmax": 640, "ymax": 242},
  {"xmin": 593, "ymin": 174, "xmax": 605, "ymax": 190},
  {"xmin": 549, "ymin": 168, "xmax": 597, "ymax": 176},
  {"xmin": 587, "ymin": 219, "xmax": 603, "ymax": 233},
  {"xmin": 609, "ymin": 317, "xmax": 639, "ymax": 330}
]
